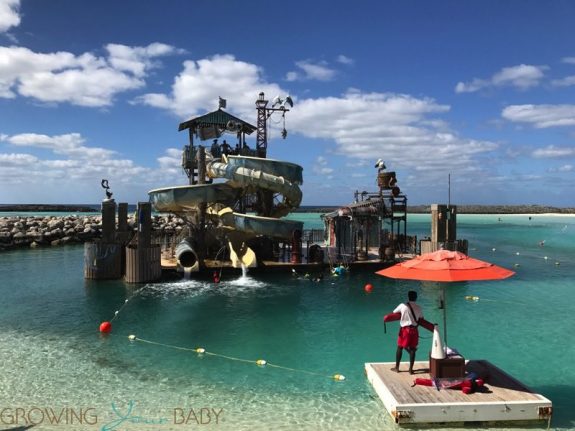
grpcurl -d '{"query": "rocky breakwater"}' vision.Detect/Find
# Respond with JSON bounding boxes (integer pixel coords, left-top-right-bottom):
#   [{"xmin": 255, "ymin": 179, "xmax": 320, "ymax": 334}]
[
  {"xmin": 0, "ymin": 215, "xmax": 104, "ymax": 251},
  {"xmin": 0, "ymin": 214, "xmax": 187, "ymax": 251}
]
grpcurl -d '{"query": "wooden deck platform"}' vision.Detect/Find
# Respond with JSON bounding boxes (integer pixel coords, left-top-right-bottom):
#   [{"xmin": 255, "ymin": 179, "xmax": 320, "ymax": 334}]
[
  {"xmin": 160, "ymin": 256, "xmax": 399, "ymax": 275},
  {"xmin": 365, "ymin": 360, "xmax": 552, "ymax": 426}
]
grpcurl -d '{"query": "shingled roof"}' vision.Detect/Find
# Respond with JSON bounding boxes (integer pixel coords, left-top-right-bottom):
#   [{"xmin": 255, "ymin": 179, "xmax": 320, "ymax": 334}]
[{"xmin": 178, "ymin": 109, "xmax": 257, "ymax": 136}]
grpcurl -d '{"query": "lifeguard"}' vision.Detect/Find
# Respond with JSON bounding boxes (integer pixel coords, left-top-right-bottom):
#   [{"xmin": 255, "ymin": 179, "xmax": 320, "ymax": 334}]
[{"xmin": 384, "ymin": 290, "xmax": 435, "ymax": 374}]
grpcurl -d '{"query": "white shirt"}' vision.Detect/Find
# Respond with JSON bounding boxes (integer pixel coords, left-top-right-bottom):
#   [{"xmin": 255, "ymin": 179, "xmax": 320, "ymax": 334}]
[{"xmin": 393, "ymin": 301, "xmax": 423, "ymax": 327}]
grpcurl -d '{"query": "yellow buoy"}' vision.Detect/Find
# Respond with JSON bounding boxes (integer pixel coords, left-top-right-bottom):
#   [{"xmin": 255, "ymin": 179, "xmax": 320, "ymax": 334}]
[
  {"xmin": 195, "ymin": 347, "xmax": 206, "ymax": 354},
  {"xmin": 128, "ymin": 334, "xmax": 136, "ymax": 341},
  {"xmin": 465, "ymin": 295, "xmax": 480, "ymax": 302},
  {"xmin": 256, "ymin": 359, "xmax": 267, "ymax": 366},
  {"xmin": 333, "ymin": 374, "xmax": 346, "ymax": 381}
]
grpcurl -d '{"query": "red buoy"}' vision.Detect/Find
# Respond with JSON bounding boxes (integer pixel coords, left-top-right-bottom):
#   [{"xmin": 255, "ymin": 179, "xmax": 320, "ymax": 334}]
[
  {"xmin": 99, "ymin": 321, "xmax": 112, "ymax": 333},
  {"xmin": 364, "ymin": 283, "xmax": 373, "ymax": 293}
]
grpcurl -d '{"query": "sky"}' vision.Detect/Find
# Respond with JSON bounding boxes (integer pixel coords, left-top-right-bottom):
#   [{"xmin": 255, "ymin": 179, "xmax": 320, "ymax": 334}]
[{"xmin": 1, "ymin": 0, "xmax": 575, "ymax": 207}]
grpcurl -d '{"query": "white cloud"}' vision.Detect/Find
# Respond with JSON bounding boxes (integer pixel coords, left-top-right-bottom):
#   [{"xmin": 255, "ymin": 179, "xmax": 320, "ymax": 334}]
[
  {"xmin": 502, "ymin": 104, "xmax": 575, "ymax": 128},
  {"xmin": 562, "ymin": 57, "xmax": 575, "ymax": 64},
  {"xmin": 0, "ymin": 0, "xmax": 20, "ymax": 33},
  {"xmin": 532, "ymin": 145, "xmax": 575, "ymax": 158},
  {"xmin": 43, "ymin": 159, "xmax": 81, "ymax": 169},
  {"xmin": 0, "ymin": 152, "xmax": 37, "ymax": 166},
  {"xmin": 336, "ymin": 55, "xmax": 354, "ymax": 65},
  {"xmin": 136, "ymin": 54, "xmax": 286, "ymax": 118},
  {"xmin": 0, "ymin": 132, "xmax": 188, "ymax": 197},
  {"xmin": 288, "ymin": 60, "xmax": 337, "ymax": 82},
  {"xmin": 314, "ymin": 167, "xmax": 334, "ymax": 175},
  {"xmin": 492, "ymin": 64, "xmax": 546, "ymax": 88},
  {"xmin": 0, "ymin": 43, "xmax": 181, "ymax": 106},
  {"xmin": 455, "ymin": 64, "xmax": 547, "ymax": 93},
  {"xmin": 19, "ymin": 67, "xmax": 144, "ymax": 107},
  {"xmin": 290, "ymin": 90, "xmax": 498, "ymax": 180},
  {"xmin": 455, "ymin": 78, "xmax": 487, "ymax": 94},
  {"xmin": 312, "ymin": 156, "xmax": 334, "ymax": 175},
  {"xmin": 137, "ymin": 55, "xmax": 500, "ymax": 189},
  {"xmin": 551, "ymin": 75, "xmax": 575, "ymax": 87},
  {"xmin": 285, "ymin": 71, "xmax": 299, "ymax": 82},
  {"xmin": 548, "ymin": 164, "xmax": 573, "ymax": 173},
  {"xmin": 2, "ymin": 132, "xmax": 116, "ymax": 158},
  {"xmin": 157, "ymin": 148, "xmax": 182, "ymax": 174},
  {"xmin": 106, "ymin": 43, "xmax": 184, "ymax": 77}
]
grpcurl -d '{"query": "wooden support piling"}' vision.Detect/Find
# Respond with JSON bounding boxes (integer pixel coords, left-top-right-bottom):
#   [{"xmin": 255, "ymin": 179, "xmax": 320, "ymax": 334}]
[
  {"xmin": 124, "ymin": 202, "xmax": 161, "ymax": 283},
  {"xmin": 84, "ymin": 199, "xmax": 122, "ymax": 280},
  {"xmin": 124, "ymin": 244, "xmax": 161, "ymax": 283},
  {"xmin": 84, "ymin": 242, "xmax": 122, "ymax": 279},
  {"xmin": 101, "ymin": 199, "xmax": 116, "ymax": 243}
]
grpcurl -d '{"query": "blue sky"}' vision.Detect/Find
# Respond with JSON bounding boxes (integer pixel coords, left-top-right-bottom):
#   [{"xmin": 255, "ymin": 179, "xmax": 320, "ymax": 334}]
[{"xmin": 1, "ymin": 0, "xmax": 575, "ymax": 206}]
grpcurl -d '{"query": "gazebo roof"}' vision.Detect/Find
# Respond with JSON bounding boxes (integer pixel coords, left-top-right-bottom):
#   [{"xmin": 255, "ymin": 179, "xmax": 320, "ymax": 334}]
[{"xmin": 178, "ymin": 109, "xmax": 257, "ymax": 137}]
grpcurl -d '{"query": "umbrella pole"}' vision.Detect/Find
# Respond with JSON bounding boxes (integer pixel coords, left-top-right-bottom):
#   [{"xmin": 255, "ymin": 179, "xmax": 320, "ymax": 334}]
[{"xmin": 441, "ymin": 286, "xmax": 447, "ymax": 347}]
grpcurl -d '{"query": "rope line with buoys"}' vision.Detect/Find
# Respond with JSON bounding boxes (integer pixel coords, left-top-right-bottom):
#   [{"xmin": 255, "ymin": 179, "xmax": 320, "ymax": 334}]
[
  {"xmin": 99, "ymin": 287, "xmax": 146, "ymax": 334},
  {"xmin": 125, "ymin": 334, "xmax": 346, "ymax": 382},
  {"xmin": 464, "ymin": 295, "xmax": 526, "ymax": 306},
  {"xmin": 97, "ymin": 277, "xmax": 357, "ymax": 382},
  {"xmin": 488, "ymin": 245, "xmax": 563, "ymax": 267}
]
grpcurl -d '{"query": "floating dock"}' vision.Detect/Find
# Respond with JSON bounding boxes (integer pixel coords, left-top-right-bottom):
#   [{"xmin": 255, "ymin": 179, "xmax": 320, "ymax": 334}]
[
  {"xmin": 365, "ymin": 360, "xmax": 552, "ymax": 426},
  {"xmin": 159, "ymin": 244, "xmax": 409, "ymax": 277}
]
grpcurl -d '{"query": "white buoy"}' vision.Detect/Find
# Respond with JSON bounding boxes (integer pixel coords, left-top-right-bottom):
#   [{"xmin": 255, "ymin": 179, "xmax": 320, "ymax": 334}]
[{"xmin": 430, "ymin": 326, "xmax": 446, "ymax": 359}]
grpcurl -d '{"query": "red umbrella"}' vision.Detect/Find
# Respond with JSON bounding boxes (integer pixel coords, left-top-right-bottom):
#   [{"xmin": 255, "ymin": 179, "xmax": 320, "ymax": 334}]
[{"xmin": 376, "ymin": 250, "xmax": 515, "ymax": 344}]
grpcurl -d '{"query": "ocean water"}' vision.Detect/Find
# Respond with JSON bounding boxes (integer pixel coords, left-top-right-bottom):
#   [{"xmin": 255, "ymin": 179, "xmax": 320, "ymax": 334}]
[{"xmin": 0, "ymin": 213, "xmax": 573, "ymax": 430}]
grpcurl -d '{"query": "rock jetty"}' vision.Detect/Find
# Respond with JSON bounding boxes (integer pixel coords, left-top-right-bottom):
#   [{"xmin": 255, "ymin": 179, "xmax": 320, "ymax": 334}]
[
  {"xmin": 0, "ymin": 214, "xmax": 187, "ymax": 251},
  {"xmin": 0, "ymin": 204, "xmax": 96, "ymax": 212}
]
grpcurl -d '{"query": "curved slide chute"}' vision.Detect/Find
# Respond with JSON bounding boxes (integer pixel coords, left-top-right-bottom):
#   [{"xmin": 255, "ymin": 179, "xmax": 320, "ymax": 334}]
[
  {"xmin": 207, "ymin": 155, "xmax": 303, "ymax": 216},
  {"xmin": 148, "ymin": 155, "xmax": 304, "ymax": 268},
  {"xmin": 149, "ymin": 183, "xmax": 238, "ymax": 212}
]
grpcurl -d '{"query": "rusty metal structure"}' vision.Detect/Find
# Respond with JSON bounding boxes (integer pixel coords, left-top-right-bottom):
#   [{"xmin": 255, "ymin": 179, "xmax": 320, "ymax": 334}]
[{"xmin": 321, "ymin": 168, "xmax": 415, "ymax": 262}]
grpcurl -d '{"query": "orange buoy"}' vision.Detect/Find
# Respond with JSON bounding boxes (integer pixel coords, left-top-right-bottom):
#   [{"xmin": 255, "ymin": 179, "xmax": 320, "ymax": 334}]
[
  {"xmin": 99, "ymin": 321, "xmax": 112, "ymax": 333},
  {"xmin": 364, "ymin": 283, "xmax": 373, "ymax": 293}
]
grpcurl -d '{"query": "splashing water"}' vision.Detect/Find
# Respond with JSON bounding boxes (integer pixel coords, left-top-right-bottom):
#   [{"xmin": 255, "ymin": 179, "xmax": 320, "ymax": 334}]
[{"xmin": 183, "ymin": 267, "xmax": 192, "ymax": 280}]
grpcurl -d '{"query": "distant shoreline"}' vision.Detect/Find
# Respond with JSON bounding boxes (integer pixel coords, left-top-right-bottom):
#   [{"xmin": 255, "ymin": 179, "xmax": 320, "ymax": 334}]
[
  {"xmin": 294, "ymin": 205, "xmax": 575, "ymax": 214},
  {"xmin": 1, "ymin": 203, "xmax": 574, "ymax": 215},
  {"xmin": 0, "ymin": 204, "xmax": 97, "ymax": 212}
]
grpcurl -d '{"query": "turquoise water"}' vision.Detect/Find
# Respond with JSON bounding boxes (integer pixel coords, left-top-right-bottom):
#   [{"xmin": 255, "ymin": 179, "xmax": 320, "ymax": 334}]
[{"xmin": 0, "ymin": 214, "xmax": 573, "ymax": 430}]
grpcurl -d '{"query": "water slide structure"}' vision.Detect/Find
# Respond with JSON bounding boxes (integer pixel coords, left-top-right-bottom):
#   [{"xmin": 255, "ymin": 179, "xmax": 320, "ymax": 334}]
[{"xmin": 148, "ymin": 94, "xmax": 305, "ymax": 273}]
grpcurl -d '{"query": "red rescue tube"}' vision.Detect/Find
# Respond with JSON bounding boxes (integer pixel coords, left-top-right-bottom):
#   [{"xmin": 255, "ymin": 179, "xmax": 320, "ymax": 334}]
[
  {"xmin": 383, "ymin": 312, "xmax": 401, "ymax": 334},
  {"xmin": 383, "ymin": 312, "xmax": 401, "ymax": 322},
  {"xmin": 413, "ymin": 377, "xmax": 433, "ymax": 386},
  {"xmin": 418, "ymin": 318, "xmax": 435, "ymax": 332}
]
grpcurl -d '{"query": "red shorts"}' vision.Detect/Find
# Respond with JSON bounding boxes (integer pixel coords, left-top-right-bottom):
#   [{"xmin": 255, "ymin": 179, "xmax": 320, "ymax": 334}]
[{"xmin": 398, "ymin": 326, "xmax": 419, "ymax": 349}]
